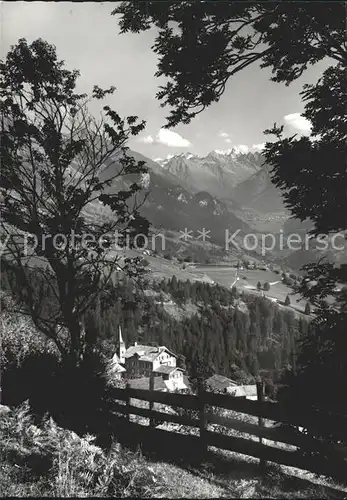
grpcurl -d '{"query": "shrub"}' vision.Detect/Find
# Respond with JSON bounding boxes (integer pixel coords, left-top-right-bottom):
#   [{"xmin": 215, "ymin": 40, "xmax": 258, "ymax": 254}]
[
  {"xmin": 2, "ymin": 344, "xmax": 113, "ymax": 441},
  {"xmin": 283, "ymin": 276, "xmax": 294, "ymax": 286},
  {"xmin": 0, "ymin": 403, "xmax": 161, "ymax": 497}
]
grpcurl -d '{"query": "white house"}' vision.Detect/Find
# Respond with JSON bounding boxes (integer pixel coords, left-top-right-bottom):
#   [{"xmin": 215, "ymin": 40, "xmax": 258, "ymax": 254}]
[
  {"xmin": 106, "ymin": 351, "xmax": 126, "ymax": 380},
  {"xmin": 205, "ymin": 374, "xmax": 257, "ymax": 400},
  {"xmin": 153, "ymin": 365, "xmax": 187, "ymax": 391},
  {"xmin": 124, "ymin": 344, "xmax": 177, "ymax": 378},
  {"xmin": 227, "ymin": 384, "xmax": 257, "ymax": 400},
  {"xmin": 205, "ymin": 374, "xmax": 237, "ymax": 392},
  {"xmin": 115, "ymin": 326, "xmax": 179, "ymax": 379}
]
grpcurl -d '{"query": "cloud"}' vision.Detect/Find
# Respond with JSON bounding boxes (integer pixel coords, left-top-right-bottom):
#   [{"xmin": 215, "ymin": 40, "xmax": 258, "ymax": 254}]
[
  {"xmin": 218, "ymin": 130, "xmax": 233, "ymax": 144},
  {"xmin": 139, "ymin": 135, "xmax": 154, "ymax": 144},
  {"xmin": 234, "ymin": 144, "xmax": 250, "ymax": 154},
  {"xmin": 138, "ymin": 129, "xmax": 191, "ymax": 147},
  {"xmin": 218, "ymin": 131, "xmax": 229, "ymax": 138},
  {"xmin": 234, "ymin": 144, "xmax": 265, "ymax": 153},
  {"xmin": 251, "ymin": 143, "xmax": 265, "ymax": 152},
  {"xmin": 156, "ymin": 128, "xmax": 191, "ymax": 147},
  {"xmin": 284, "ymin": 113, "xmax": 312, "ymax": 135},
  {"xmin": 215, "ymin": 143, "xmax": 266, "ymax": 155}
]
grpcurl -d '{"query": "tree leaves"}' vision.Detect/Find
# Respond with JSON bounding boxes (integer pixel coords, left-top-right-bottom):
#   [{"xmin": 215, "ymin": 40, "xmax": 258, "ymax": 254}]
[
  {"xmin": 115, "ymin": 2, "xmax": 346, "ymax": 127},
  {"xmin": 0, "ymin": 39, "xmax": 150, "ymax": 366}
]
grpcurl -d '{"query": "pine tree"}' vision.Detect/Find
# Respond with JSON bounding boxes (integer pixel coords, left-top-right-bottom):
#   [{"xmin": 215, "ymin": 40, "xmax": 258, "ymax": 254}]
[
  {"xmin": 284, "ymin": 295, "xmax": 291, "ymax": 306},
  {"xmin": 170, "ymin": 275, "xmax": 178, "ymax": 293}
]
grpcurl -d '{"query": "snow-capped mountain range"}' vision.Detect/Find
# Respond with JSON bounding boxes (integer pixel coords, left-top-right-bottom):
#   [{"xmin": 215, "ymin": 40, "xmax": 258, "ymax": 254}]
[{"xmin": 154, "ymin": 149, "xmax": 265, "ymax": 200}]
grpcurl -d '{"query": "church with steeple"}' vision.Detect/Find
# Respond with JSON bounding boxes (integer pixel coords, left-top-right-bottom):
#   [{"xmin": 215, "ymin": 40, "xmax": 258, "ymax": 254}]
[
  {"xmin": 109, "ymin": 325, "xmax": 187, "ymax": 390},
  {"xmin": 107, "ymin": 325, "xmax": 127, "ymax": 380},
  {"xmin": 119, "ymin": 325, "xmax": 126, "ymax": 364}
]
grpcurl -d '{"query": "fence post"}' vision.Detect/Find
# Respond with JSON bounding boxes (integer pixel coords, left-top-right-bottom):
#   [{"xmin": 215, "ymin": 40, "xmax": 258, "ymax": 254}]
[
  {"xmin": 198, "ymin": 378, "xmax": 207, "ymax": 456},
  {"xmin": 292, "ymin": 338, "xmax": 297, "ymax": 376},
  {"xmin": 149, "ymin": 371, "xmax": 155, "ymax": 428},
  {"xmin": 256, "ymin": 378, "xmax": 267, "ymax": 472},
  {"xmin": 0, "ymin": 319, "xmax": 2, "ymax": 406},
  {"xmin": 125, "ymin": 381, "xmax": 131, "ymax": 423}
]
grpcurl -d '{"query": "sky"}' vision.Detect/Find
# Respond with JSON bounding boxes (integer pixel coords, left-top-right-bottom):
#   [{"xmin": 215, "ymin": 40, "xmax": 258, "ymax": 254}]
[{"xmin": 1, "ymin": 2, "xmax": 330, "ymax": 161}]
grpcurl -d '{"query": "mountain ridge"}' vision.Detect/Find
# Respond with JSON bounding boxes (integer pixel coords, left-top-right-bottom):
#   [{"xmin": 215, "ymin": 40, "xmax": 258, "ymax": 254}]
[{"xmin": 154, "ymin": 149, "xmax": 264, "ymax": 200}]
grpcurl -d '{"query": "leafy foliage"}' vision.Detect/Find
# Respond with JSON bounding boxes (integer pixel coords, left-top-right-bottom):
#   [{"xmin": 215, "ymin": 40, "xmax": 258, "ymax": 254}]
[
  {"xmin": 114, "ymin": 2, "xmax": 347, "ymax": 428},
  {"xmin": 0, "ymin": 402, "xmax": 160, "ymax": 497},
  {"xmin": 115, "ymin": 3, "xmax": 345, "ymax": 126},
  {"xmin": 263, "ymin": 63, "xmax": 347, "ymax": 419},
  {"xmin": 0, "ymin": 39, "xmax": 149, "ymax": 367},
  {"xmin": 1, "ymin": 267, "xmax": 309, "ymax": 413},
  {"xmin": 264, "ymin": 64, "xmax": 346, "ymax": 235}
]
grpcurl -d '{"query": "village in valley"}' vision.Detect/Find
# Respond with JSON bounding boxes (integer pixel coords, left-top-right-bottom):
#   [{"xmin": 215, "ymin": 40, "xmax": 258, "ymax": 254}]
[
  {"xmin": 110, "ymin": 326, "xmax": 257, "ymax": 399},
  {"xmin": 0, "ymin": 2, "xmax": 345, "ymax": 498}
]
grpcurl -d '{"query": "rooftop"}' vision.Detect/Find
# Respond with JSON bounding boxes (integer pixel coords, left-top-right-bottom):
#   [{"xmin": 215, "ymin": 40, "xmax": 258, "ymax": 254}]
[
  {"xmin": 107, "ymin": 359, "xmax": 127, "ymax": 375},
  {"xmin": 112, "ymin": 353, "xmax": 121, "ymax": 363},
  {"xmin": 228, "ymin": 385, "xmax": 257, "ymax": 398},
  {"xmin": 205, "ymin": 374, "xmax": 238, "ymax": 392},
  {"xmin": 154, "ymin": 366, "xmax": 184, "ymax": 375},
  {"xmin": 128, "ymin": 376, "xmax": 167, "ymax": 391},
  {"xmin": 124, "ymin": 344, "xmax": 177, "ymax": 361},
  {"xmin": 128, "ymin": 375, "xmax": 191, "ymax": 392}
]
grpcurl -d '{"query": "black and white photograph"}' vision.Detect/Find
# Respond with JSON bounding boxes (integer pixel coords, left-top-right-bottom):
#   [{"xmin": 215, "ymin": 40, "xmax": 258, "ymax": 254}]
[{"xmin": 0, "ymin": 1, "xmax": 346, "ymax": 497}]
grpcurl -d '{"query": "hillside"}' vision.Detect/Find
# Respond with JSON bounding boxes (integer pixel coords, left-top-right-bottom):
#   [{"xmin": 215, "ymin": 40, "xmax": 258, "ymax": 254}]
[
  {"xmin": 82, "ymin": 148, "xmax": 254, "ymax": 251},
  {"xmin": 155, "ymin": 150, "xmax": 288, "ymax": 217},
  {"xmin": 80, "ymin": 147, "xmax": 344, "ymax": 270},
  {"xmin": 0, "ymin": 297, "xmax": 339, "ymax": 499},
  {"xmin": 1, "ymin": 403, "xmax": 344, "ymax": 498},
  {"xmin": 84, "ymin": 148, "xmax": 312, "ymax": 266},
  {"xmin": 0, "ymin": 302, "xmax": 342, "ymax": 499},
  {"xmin": 231, "ymin": 165, "xmax": 287, "ymax": 214}
]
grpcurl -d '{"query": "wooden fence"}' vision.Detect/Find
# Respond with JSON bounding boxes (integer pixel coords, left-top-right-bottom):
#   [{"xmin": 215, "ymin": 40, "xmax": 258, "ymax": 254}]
[{"xmin": 107, "ymin": 383, "xmax": 347, "ymax": 480}]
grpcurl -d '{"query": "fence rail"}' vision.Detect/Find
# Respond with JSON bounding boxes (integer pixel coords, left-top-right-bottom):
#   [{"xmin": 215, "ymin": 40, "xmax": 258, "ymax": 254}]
[{"xmin": 107, "ymin": 384, "xmax": 347, "ymax": 480}]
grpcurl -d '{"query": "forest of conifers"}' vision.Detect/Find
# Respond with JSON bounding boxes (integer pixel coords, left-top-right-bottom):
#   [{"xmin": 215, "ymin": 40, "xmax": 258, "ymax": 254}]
[
  {"xmin": 1, "ymin": 263, "xmax": 311, "ymax": 390},
  {"xmin": 85, "ymin": 274, "xmax": 311, "ymax": 384}
]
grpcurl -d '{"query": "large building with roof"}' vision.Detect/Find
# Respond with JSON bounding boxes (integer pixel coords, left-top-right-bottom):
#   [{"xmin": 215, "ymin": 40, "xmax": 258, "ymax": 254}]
[
  {"xmin": 107, "ymin": 352, "xmax": 127, "ymax": 380},
  {"xmin": 124, "ymin": 343, "xmax": 178, "ymax": 378},
  {"xmin": 205, "ymin": 374, "xmax": 257, "ymax": 400},
  {"xmin": 205, "ymin": 374, "xmax": 237, "ymax": 393},
  {"xmin": 128, "ymin": 367, "xmax": 188, "ymax": 392},
  {"xmin": 114, "ymin": 326, "xmax": 186, "ymax": 390}
]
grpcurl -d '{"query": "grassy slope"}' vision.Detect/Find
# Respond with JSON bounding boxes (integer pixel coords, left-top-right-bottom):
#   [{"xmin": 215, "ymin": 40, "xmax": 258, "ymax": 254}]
[
  {"xmin": 121, "ymin": 247, "xmax": 310, "ymax": 315},
  {"xmin": 1, "ymin": 403, "xmax": 345, "ymax": 499},
  {"xmin": 0, "ymin": 309, "xmax": 343, "ymax": 498}
]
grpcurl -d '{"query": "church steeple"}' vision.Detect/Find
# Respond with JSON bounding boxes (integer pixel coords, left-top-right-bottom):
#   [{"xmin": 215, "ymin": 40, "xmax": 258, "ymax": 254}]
[{"xmin": 119, "ymin": 325, "xmax": 126, "ymax": 364}]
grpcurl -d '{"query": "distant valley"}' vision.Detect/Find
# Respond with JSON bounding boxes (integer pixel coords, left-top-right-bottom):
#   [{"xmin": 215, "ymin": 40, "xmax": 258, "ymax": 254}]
[{"xmin": 86, "ymin": 147, "xmax": 346, "ymax": 272}]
